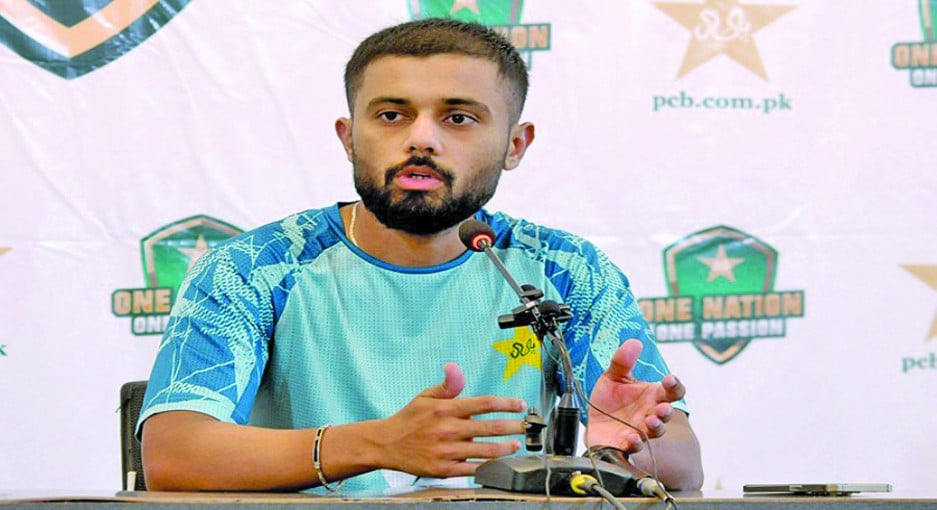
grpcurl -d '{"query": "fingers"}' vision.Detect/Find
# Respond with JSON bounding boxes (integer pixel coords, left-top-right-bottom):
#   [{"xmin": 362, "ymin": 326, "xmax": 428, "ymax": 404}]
[
  {"xmin": 417, "ymin": 365, "xmax": 529, "ymax": 418},
  {"xmin": 418, "ymin": 362, "xmax": 466, "ymax": 400},
  {"xmin": 463, "ymin": 418, "xmax": 527, "ymax": 439},
  {"xmin": 657, "ymin": 374, "xmax": 686, "ymax": 402},
  {"xmin": 604, "ymin": 339, "xmax": 643, "ymax": 382},
  {"xmin": 447, "ymin": 395, "xmax": 527, "ymax": 417},
  {"xmin": 611, "ymin": 428, "xmax": 646, "ymax": 455},
  {"xmin": 415, "ymin": 440, "xmax": 523, "ymax": 478},
  {"xmin": 644, "ymin": 408, "xmax": 670, "ymax": 439},
  {"xmin": 460, "ymin": 438, "xmax": 523, "ymax": 460}
]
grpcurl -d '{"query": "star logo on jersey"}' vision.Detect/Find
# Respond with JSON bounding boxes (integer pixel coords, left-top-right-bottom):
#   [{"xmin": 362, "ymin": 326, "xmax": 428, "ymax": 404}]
[
  {"xmin": 638, "ymin": 225, "xmax": 805, "ymax": 365},
  {"xmin": 409, "ymin": 0, "xmax": 551, "ymax": 68},
  {"xmin": 0, "ymin": 0, "xmax": 191, "ymax": 79},
  {"xmin": 492, "ymin": 326, "xmax": 541, "ymax": 380},
  {"xmin": 902, "ymin": 264, "xmax": 937, "ymax": 340},
  {"xmin": 111, "ymin": 215, "xmax": 242, "ymax": 336},
  {"xmin": 652, "ymin": 0, "xmax": 795, "ymax": 79}
]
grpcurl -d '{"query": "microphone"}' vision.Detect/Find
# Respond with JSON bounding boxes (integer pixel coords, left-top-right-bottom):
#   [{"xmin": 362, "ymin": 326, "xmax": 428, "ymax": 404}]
[{"xmin": 458, "ymin": 219, "xmax": 495, "ymax": 252}]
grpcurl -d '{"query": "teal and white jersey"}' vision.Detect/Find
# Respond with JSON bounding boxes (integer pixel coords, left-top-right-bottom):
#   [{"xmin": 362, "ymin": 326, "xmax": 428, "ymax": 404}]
[{"xmin": 139, "ymin": 203, "xmax": 683, "ymax": 492}]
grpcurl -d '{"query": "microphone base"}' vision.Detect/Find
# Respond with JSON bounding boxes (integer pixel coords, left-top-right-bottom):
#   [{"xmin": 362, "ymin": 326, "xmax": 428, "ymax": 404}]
[{"xmin": 475, "ymin": 454, "xmax": 637, "ymax": 496}]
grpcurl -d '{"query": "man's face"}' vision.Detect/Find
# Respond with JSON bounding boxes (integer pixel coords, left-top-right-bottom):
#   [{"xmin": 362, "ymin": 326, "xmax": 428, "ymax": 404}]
[{"xmin": 338, "ymin": 54, "xmax": 520, "ymax": 235}]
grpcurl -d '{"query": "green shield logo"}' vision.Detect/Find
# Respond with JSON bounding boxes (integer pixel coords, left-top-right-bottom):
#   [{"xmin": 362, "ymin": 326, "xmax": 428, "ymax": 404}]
[
  {"xmin": 409, "ymin": 0, "xmax": 523, "ymax": 24},
  {"xmin": 407, "ymin": 0, "xmax": 550, "ymax": 64},
  {"xmin": 921, "ymin": 0, "xmax": 937, "ymax": 41},
  {"xmin": 0, "ymin": 0, "xmax": 191, "ymax": 79},
  {"xmin": 663, "ymin": 225, "xmax": 778, "ymax": 364},
  {"xmin": 141, "ymin": 215, "xmax": 242, "ymax": 290}
]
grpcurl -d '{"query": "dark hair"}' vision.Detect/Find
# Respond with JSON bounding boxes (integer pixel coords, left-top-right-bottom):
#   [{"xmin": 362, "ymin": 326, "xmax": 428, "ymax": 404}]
[{"xmin": 344, "ymin": 18, "xmax": 528, "ymax": 122}]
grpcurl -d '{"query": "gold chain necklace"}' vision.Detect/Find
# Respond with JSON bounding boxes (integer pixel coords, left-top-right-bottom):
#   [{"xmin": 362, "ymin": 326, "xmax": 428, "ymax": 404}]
[{"xmin": 348, "ymin": 201, "xmax": 360, "ymax": 247}]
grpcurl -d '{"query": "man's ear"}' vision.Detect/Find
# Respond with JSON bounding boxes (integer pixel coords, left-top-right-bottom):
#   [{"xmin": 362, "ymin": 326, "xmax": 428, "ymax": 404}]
[
  {"xmin": 503, "ymin": 122, "xmax": 535, "ymax": 170},
  {"xmin": 335, "ymin": 117, "xmax": 354, "ymax": 162}
]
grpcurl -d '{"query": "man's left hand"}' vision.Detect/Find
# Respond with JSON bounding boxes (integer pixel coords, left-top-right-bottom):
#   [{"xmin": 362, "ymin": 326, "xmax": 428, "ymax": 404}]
[{"xmin": 586, "ymin": 339, "xmax": 686, "ymax": 454}]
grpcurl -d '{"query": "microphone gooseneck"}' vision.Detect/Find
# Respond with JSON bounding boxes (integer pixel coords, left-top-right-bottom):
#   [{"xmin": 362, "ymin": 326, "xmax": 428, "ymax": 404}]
[
  {"xmin": 458, "ymin": 218, "xmax": 578, "ymax": 450},
  {"xmin": 466, "ymin": 217, "xmax": 654, "ymax": 500},
  {"xmin": 458, "ymin": 220, "xmax": 525, "ymax": 296}
]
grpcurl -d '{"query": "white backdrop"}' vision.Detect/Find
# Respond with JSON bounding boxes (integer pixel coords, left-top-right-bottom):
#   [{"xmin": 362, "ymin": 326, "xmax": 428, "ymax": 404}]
[{"xmin": 1, "ymin": 0, "xmax": 935, "ymax": 493}]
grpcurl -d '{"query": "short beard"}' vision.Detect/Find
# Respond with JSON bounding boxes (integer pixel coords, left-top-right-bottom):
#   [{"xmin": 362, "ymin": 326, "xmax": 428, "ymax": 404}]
[{"xmin": 354, "ymin": 155, "xmax": 501, "ymax": 236}]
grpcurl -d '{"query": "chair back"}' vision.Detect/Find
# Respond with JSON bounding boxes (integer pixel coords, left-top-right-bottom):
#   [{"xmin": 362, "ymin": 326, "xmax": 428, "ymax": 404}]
[{"xmin": 119, "ymin": 380, "xmax": 148, "ymax": 491}]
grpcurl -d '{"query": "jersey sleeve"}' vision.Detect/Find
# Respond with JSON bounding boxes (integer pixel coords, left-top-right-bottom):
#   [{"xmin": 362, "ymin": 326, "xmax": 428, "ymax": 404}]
[{"xmin": 136, "ymin": 238, "xmax": 277, "ymax": 437}]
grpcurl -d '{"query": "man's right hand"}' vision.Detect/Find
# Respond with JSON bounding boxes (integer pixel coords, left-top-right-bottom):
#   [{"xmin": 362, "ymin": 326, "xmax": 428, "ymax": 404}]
[
  {"xmin": 142, "ymin": 363, "xmax": 528, "ymax": 491},
  {"xmin": 373, "ymin": 362, "xmax": 527, "ymax": 477}
]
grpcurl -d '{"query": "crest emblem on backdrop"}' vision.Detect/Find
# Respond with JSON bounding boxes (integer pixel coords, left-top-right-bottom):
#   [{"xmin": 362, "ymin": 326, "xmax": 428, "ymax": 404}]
[
  {"xmin": 408, "ymin": 0, "xmax": 551, "ymax": 67},
  {"xmin": 140, "ymin": 215, "xmax": 242, "ymax": 290},
  {"xmin": 638, "ymin": 226, "xmax": 805, "ymax": 365},
  {"xmin": 891, "ymin": 0, "xmax": 937, "ymax": 87},
  {"xmin": 0, "ymin": 0, "xmax": 191, "ymax": 79},
  {"xmin": 111, "ymin": 215, "xmax": 242, "ymax": 336}
]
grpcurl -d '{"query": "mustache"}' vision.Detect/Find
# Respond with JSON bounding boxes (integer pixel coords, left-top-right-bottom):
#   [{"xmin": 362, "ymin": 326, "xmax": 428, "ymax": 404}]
[{"xmin": 384, "ymin": 156, "xmax": 454, "ymax": 186}]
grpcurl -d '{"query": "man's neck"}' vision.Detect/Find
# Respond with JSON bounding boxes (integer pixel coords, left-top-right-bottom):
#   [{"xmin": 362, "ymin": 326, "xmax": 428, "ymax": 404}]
[{"xmin": 342, "ymin": 203, "xmax": 470, "ymax": 267}]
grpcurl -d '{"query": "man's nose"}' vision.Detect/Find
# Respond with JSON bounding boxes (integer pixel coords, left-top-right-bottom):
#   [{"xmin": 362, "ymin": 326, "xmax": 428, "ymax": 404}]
[{"xmin": 404, "ymin": 115, "xmax": 442, "ymax": 155}]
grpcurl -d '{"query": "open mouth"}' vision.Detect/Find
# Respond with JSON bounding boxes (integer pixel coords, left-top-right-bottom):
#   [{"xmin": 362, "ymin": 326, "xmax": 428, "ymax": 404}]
[
  {"xmin": 394, "ymin": 165, "xmax": 446, "ymax": 190},
  {"xmin": 400, "ymin": 166, "xmax": 442, "ymax": 180}
]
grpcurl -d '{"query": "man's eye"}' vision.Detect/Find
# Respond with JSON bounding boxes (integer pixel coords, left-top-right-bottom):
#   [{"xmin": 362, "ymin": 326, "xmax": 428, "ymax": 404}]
[
  {"xmin": 379, "ymin": 112, "xmax": 401, "ymax": 121},
  {"xmin": 448, "ymin": 113, "xmax": 476, "ymax": 125}
]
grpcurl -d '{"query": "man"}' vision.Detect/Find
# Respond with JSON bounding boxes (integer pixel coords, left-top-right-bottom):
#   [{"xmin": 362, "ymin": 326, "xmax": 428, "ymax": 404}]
[{"xmin": 139, "ymin": 18, "xmax": 703, "ymax": 493}]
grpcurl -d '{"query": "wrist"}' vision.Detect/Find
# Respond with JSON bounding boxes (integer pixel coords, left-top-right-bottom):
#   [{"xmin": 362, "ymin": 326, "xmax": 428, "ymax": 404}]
[
  {"xmin": 335, "ymin": 419, "xmax": 388, "ymax": 473},
  {"xmin": 362, "ymin": 418, "xmax": 393, "ymax": 472}
]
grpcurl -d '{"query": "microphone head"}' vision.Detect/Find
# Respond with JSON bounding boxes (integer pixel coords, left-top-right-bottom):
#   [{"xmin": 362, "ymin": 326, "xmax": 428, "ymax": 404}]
[{"xmin": 458, "ymin": 219, "xmax": 495, "ymax": 252}]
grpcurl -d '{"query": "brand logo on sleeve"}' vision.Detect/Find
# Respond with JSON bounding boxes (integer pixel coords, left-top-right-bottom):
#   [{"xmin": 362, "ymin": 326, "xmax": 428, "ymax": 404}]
[
  {"xmin": 638, "ymin": 225, "xmax": 805, "ymax": 365},
  {"xmin": 0, "ymin": 0, "xmax": 191, "ymax": 79},
  {"xmin": 111, "ymin": 215, "xmax": 242, "ymax": 336},
  {"xmin": 892, "ymin": 0, "xmax": 937, "ymax": 87},
  {"xmin": 409, "ymin": 0, "xmax": 551, "ymax": 68}
]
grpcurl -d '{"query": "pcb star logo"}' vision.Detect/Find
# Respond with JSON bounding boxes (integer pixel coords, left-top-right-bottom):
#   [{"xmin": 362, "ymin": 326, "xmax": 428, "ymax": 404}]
[
  {"xmin": 902, "ymin": 264, "xmax": 937, "ymax": 341},
  {"xmin": 698, "ymin": 245, "xmax": 745, "ymax": 283},
  {"xmin": 653, "ymin": 0, "xmax": 795, "ymax": 79},
  {"xmin": 492, "ymin": 327, "xmax": 541, "ymax": 381}
]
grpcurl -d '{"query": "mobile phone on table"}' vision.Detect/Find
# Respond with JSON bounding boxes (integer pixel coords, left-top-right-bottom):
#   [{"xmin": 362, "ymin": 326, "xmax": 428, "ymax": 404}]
[{"xmin": 743, "ymin": 483, "xmax": 892, "ymax": 496}]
